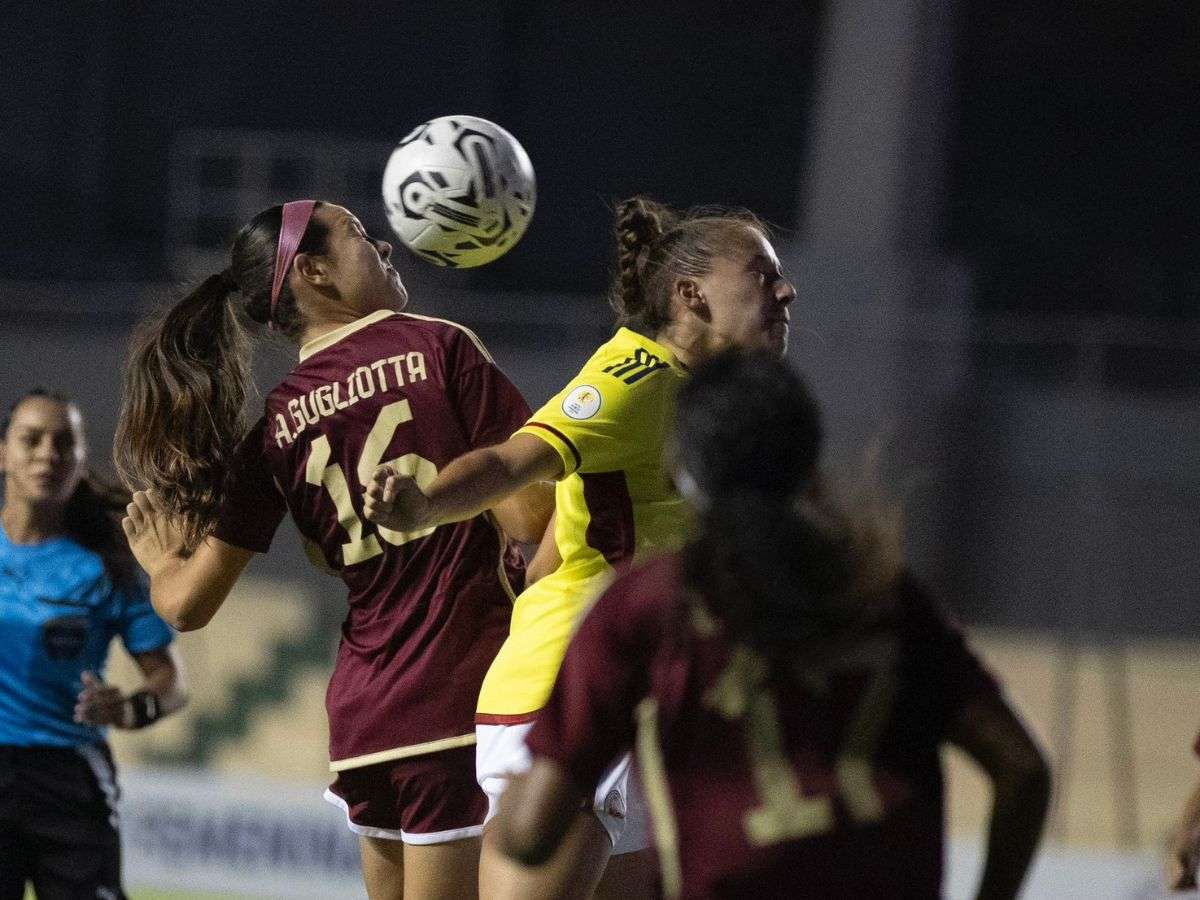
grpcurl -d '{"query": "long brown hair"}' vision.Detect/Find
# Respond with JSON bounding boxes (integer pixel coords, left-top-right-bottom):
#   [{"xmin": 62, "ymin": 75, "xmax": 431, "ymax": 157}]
[
  {"xmin": 609, "ymin": 196, "xmax": 768, "ymax": 336},
  {"xmin": 2, "ymin": 390, "xmax": 139, "ymax": 590},
  {"xmin": 114, "ymin": 203, "xmax": 329, "ymax": 549},
  {"xmin": 675, "ymin": 351, "xmax": 904, "ymax": 654}
]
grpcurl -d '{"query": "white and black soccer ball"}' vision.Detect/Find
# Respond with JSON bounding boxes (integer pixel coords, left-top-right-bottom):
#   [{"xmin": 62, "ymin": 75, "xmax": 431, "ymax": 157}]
[{"xmin": 382, "ymin": 115, "xmax": 536, "ymax": 268}]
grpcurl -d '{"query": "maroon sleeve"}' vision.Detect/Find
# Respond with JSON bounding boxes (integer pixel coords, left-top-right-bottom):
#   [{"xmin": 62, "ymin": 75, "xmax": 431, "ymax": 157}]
[
  {"xmin": 446, "ymin": 330, "xmax": 531, "ymax": 448},
  {"xmin": 526, "ymin": 573, "xmax": 660, "ymax": 790},
  {"xmin": 211, "ymin": 418, "xmax": 288, "ymax": 553}
]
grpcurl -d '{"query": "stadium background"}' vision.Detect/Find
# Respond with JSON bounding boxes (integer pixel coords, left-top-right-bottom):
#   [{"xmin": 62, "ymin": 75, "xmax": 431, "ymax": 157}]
[{"xmin": 2, "ymin": 2, "xmax": 1197, "ymax": 897}]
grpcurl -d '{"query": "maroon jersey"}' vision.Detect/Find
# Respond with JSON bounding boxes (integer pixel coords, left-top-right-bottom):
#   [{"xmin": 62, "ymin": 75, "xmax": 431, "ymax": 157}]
[
  {"xmin": 527, "ymin": 555, "xmax": 999, "ymax": 899},
  {"xmin": 214, "ymin": 311, "xmax": 529, "ymax": 766}
]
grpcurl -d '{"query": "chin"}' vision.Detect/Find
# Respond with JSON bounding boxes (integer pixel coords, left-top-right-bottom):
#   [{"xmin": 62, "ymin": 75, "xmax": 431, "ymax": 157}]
[
  {"xmin": 762, "ymin": 334, "xmax": 788, "ymax": 358},
  {"xmin": 391, "ymin": 283, "xmax": 410, "ymax": 311}
]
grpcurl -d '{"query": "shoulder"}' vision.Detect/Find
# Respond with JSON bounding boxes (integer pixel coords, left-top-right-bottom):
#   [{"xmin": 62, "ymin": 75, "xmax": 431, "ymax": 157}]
[
  {"xmin": 229, "ymin": 416, "xmax": 272, "ymax": 457},
  {"xmin": 14, "ymin": 537, "xmax": 109, "ymax": 599},
  {"xmin": 577, "ymin": 330, "xmax": 676, "ymax": 388},
  {"xmin": 394, "ymin": 313, "xmax": 496, "ymax": 364},
  {"xmin": 221, "ymin": 418, "xmax": 282, "ymax": 490},
  {"xmin": 889, "ymin": 572, "xmax": 985, "ymax": 669},
  {"xmin": 560, "ymin": 336, "xmax": 682, "ymax": 417},
  {"xmin": 593, "ymin": 554, "xmax": 681, "ymax": 635}
]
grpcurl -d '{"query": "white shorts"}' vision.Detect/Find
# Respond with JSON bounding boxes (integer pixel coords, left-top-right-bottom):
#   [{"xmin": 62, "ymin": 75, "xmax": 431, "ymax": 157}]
[{"xmin": 475, "ymin": 722, "xmax": 649, "ymax": 854}]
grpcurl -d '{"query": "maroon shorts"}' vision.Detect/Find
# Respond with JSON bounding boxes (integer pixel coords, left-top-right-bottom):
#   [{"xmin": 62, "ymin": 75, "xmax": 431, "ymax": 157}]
[{"xmin": 324, "ymin": 745, "xmax": 486, "ymax": 844}]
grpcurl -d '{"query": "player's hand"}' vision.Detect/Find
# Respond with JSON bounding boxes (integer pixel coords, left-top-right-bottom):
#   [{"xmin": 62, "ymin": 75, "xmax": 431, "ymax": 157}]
[
  {"xmin": 121, "ymin": 490, "xmax": 187, "ymax": 576},
  {"xmin": 1169, "ymin": 820, "xmax": 1200, "ymax": 892},
  {"xmin": 74, "ymin": 671, "xmax": 132, "ymax": 728},
  {"xmin": 363, "ymin": 464, "xmax": 433, "ymax": 532}
]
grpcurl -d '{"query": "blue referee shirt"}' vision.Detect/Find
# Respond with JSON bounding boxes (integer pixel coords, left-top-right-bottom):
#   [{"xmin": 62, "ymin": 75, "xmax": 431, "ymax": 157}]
[{"xmin": 0, "ymin": 521, "xmax": 174, "ymax": 746}]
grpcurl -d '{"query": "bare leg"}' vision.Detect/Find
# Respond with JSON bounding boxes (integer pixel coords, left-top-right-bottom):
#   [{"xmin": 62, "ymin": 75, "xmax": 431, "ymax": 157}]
[
  {"xmin": 360, "ymin": 837, "xmax": 405, "ymax": 900},
  {"xmin": 360, "ymin": 835, "xmax": 481, "ymax": 900},
  {"xmin": 479, "ymin": 810, "xmax": 611, "ymax": 900},
  {"xmin": 404, "ymin": 837, "xmax": 482, "ymax": 900}
]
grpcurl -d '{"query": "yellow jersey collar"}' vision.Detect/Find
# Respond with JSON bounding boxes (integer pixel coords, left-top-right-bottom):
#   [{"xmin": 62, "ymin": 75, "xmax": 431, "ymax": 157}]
[
  {"xmin": 298, "ymin": 309, "xmax": 395, "ymax": 362},
  {"xmin": 614, "ymin": 327, "xmax": 688, "ymax": 373}
]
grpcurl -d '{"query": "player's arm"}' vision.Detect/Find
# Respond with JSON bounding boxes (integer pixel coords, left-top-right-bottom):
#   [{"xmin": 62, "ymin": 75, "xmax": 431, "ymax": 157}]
[
  {"xmin": 524, "ymin": 510, "xmax": 561, "ymax": 587},
  {"xmin": 497, "ymin": 760, "xmax": 587, "ymax": 866},
  {"xmin": 946, "ymin": 689, "xmax": 1051, "ymax": 900},
  {"xmin": 364, "ymin": 432, "xmax": 562, "ymax": 535},
  {"xmin": 74, "ymin": 646, "xmax": 188, "ymax": 728},
  {"xmin": 491, "ymin": 478, "xmax": 556, "ymax": 545},
  {"xmin": 1168, "ymin": 772, "xmax": 1200, "ymax": 891},
  {"xmin": 122, "ymin": 490, "xmax": 255, "ymax": 632},
  {"xmin": 128, "ymin": 645, "xmax": 189, "ymax": 718}
]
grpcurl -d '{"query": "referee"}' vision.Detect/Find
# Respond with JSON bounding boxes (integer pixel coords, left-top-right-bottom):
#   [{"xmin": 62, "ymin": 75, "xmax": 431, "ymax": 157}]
[{"xmin": 0, "ymin": 390, "xmax": 186, "ymax": 899}]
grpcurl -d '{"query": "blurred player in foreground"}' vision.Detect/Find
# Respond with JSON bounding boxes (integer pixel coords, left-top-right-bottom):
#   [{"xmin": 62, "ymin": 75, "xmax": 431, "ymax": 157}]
[
  {"xmin": 116, "ymin": 200, "xmax": 552, "ymax": 900},
  {"xmin": 497, "ymin": 350, "xmax": 1051, "ymax": 899},
  {"xmin": 364, "ymin": 197, "xmax": 795, "ymax": 899},
  {"xmin": 1167, "ymin": 743, "xmax": 1200, "ymax": 891},
  {"xmin": 0, "ymin": 390, "xmax": 185, "ymax": 899}
]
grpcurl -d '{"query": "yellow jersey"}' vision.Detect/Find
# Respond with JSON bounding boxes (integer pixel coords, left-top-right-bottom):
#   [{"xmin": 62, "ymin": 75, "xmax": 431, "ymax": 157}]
[{"xmin": 476, "ymin": 328, "xmax": 690, "ymax": 721}]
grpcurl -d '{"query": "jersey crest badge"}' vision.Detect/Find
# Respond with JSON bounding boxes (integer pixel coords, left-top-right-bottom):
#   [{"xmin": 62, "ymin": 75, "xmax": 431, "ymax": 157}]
[{"xmin": 563, "ymin": 385, "xmax": 602, "ymax": 420}]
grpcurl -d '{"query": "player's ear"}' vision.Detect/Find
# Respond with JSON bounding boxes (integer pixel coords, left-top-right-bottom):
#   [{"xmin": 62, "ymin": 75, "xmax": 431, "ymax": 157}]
[
  {"xmin": 674, "ymin": 277, "xmax": 708, "ymax": 316},
  {"xmin": 0, "ymin": 442, "xmax": 6, "ymax": 473},
  {"xmin": 293, "ymin": 252, "xmax": 331, "ymax": 288}
]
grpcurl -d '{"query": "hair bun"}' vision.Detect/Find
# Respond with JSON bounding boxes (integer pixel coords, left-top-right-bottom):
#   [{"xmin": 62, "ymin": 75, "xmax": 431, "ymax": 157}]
[
  {"xmin": 611, "ymin": 196, "xmax": 678, "ymax": 323},
  {"xmin": 615, "ymin": 196, "xmax": 669, "ymax": 253}
]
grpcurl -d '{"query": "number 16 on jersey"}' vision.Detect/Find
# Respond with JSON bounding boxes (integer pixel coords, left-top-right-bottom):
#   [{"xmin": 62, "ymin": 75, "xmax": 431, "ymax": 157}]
[{"xmin": 304, "ymin": 399, "xmax": 439, "ymax": 565}]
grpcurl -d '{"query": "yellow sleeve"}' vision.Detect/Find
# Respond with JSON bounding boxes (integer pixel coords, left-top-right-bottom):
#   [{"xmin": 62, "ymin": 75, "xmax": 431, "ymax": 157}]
[{"xmin": 517, "ymin": 372, "xmax": 659, "ymax": 478}]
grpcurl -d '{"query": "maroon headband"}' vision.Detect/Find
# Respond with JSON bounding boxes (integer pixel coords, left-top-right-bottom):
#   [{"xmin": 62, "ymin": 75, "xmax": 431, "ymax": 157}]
[{"xmin": 269, "ymin": 199, "xmax": 317, "ymax": 322}]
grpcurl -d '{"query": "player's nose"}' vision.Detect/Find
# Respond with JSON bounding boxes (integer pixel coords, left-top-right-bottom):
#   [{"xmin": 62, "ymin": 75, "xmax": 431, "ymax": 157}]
[{"xmin": 774, "ymin": 277, "xmax": 796, "ymax": 307}]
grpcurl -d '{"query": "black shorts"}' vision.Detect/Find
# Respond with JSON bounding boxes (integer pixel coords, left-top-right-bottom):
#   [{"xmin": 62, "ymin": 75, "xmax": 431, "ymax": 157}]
[{"xmin": 0, "ymin": 742, "xmax": 126, "ymax": 900}]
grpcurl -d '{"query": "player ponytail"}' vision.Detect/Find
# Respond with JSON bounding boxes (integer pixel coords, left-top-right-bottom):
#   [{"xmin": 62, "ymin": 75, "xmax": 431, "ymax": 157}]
[
  {"xmin": 115, "ymin": 273, "xmax": 251, "ymax": 549},
  {"xmin": 609, "ymin": 196, "xmax": 768, "ymax": 337},
  {"xmin": 115, "ymin": 203, "xmax": 328, "ymax": 549},
  {"xmin": 675, "ymin": 351, "xmax": 903, "ymax": 654},
  {"xmin": 2, "ymin": 390, "xmax": 138, "ymax": 590},
  {"xmin": 611, "ymin": 196, "xmax": 674, "ymax": 332}
]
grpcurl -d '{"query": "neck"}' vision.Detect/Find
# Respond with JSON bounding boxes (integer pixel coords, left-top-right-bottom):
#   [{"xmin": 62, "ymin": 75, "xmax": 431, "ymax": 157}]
[
  {"xmin": 298, "ymin": 309, "xmax": 367, "ymax": 348},
  {"xmin": 653, "ymin": 322, "xmax": 713, "ymax": 372},
  {"xmin": 295, "ymin": 292, "xmax": 401, "ymax": 349},
  {"xmin": 2, "ymin": 498, "xmax": 65, "ymax": 545}
]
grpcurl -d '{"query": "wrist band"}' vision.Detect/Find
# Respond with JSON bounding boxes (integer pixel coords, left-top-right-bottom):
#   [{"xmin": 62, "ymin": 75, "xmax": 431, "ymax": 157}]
[{"xmin": 126, "ymin": 690, "xmax": 162, "ymax": 729}]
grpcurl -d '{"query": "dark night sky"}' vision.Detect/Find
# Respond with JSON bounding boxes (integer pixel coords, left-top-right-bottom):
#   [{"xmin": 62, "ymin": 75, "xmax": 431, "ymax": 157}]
[
  {"xmin": 949, "ymin": 2, "xmax": 1200, "ymax": 317},
  {"xmin": 2, "ymin": 2, "xmax": 1196, "ymax": 318}
]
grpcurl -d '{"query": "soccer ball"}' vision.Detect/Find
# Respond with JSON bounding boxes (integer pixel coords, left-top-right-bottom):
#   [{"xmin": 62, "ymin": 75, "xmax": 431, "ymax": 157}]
[{"xmin": 382, "ymin": 115, "xmax": 536, "ymax": 268}]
